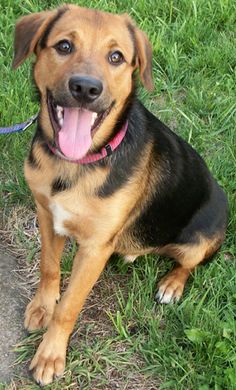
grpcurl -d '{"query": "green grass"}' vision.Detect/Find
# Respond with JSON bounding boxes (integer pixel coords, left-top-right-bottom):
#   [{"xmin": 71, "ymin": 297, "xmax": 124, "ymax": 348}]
[{"xmin": 1, "ymin": 0, "xmax": 236, "ymax": 389}]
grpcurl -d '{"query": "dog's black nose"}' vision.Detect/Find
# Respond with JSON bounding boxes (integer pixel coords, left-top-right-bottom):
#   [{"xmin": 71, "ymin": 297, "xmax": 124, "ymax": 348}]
[{"xmin": 69, "ymin": 76, "xmax": 103, "ymax": 103}]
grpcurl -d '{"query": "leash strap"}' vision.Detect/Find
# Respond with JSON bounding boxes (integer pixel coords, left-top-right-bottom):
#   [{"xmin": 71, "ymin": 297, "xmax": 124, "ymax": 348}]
[{"xmin": 0, "ymin": 114, "xmax": 38, "ymax": 134}]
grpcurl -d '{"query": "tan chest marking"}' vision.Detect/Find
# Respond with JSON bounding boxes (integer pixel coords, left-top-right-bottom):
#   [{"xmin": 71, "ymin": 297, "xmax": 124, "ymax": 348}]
[{"xmin": 49, "ymin": 202, "xmax": 72, "ymax": 236}]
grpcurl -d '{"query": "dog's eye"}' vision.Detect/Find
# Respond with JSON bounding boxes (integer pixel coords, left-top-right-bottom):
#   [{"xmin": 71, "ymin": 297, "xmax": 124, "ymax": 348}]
[
  {"xmin": 108, "ymin": 51, "xmax": 124, "ymax": 65},
  {"xmin": 55, "ymin": 40, "xmax": 73, "ymax": 55}
]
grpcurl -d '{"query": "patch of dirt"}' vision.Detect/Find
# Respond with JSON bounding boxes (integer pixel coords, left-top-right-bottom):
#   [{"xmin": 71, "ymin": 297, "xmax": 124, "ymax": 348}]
[{"xmin": 0, "ymin": 248, "xmax": 26, "ymax": 383}]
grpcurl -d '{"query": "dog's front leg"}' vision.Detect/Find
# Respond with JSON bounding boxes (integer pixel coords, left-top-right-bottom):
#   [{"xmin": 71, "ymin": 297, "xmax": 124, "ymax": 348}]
[
  {"xmin": 24, "ymin": 202, "xmax": 66, "ymax": 331},
  {"xmin": 30, "ymin": 243, "xmax": 113, "ymax": 386}
]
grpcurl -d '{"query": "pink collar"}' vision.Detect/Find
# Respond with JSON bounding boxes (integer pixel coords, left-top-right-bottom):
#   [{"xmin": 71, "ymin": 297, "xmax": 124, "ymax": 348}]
[{"xmin": 47, "ymin": 120, "xmax": 128, "ymax": 164}]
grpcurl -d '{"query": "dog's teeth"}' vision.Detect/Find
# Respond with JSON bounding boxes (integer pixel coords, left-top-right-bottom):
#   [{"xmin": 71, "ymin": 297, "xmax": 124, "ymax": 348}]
[
  {"xmin": 91, "ymin": 112, "xmax": 98, "ymax": 126},
  {"xmin": 56, "ymin": 106, "xmax": 63, "ymax": 116},
  {"xmin": 56, "ymin": 105, "xmax": 64, "ymax": 126},
  {"xmin": 57, "ymin": 110, "xmax": 63, "ymax": 119}
]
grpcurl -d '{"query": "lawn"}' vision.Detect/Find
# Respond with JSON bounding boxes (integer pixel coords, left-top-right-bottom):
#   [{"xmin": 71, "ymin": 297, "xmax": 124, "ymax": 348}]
[{"xmin": 0, "ymin": 0, "xmax": 236, "ymax": 389}]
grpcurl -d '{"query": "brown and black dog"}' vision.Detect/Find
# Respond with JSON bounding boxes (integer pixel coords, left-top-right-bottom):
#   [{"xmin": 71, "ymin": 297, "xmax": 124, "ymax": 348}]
[{"xmin": 12, "ymin": 4, "xmax": 228, "ymax": 385}]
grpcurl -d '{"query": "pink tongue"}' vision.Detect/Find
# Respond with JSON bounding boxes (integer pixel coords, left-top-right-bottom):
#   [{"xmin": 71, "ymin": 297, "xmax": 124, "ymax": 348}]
[{"xmin": 58, "ymin": 108, "xmax": 94, "ymax": 160}]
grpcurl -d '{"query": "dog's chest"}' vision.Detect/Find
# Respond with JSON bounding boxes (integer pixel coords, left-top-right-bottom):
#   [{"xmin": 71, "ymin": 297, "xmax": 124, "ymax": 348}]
[
  {"xmin": 48, "ymin": 191, "xmax": 105, "ymax": 240},
  {"xmin": 49, "ymin": 202, "xmax": 72, "ymax": 236},
  {"xmin": 25, "ymin": 160, "xmax": 139, "ymax": 243}
]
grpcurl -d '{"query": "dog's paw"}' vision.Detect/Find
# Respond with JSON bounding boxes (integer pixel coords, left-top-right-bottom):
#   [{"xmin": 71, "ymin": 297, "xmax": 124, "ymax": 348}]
[
  {"xmin": 30, "ymin": 327, "xmax": 67, "ymax": 386},
  {"xmin": 24, "ymin": 293, "xmax": 58, "ymax": 331},
  {"xmin": 123, "ymin": 255, "xmax": 137, "ymax": 263},
  {"xmin": 155, "ymin": 274, "xmax": 184, "ymax": 304}
]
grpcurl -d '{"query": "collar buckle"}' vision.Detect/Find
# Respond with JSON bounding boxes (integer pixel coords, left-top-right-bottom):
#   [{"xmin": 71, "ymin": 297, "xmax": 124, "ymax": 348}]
[{"xmin": 104, "ymin": 144, "xmax": 113, "ymax": 156}]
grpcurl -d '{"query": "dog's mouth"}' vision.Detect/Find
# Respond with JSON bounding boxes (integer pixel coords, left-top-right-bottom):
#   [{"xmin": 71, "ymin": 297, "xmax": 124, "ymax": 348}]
[{"xmin": 47, "ymin": 92, "xmax": 112, "ymax": 160}]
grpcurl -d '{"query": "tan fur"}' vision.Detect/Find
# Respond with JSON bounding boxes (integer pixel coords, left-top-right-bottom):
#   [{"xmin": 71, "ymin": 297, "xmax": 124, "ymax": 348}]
[
  {"xmin": 12, "ymin": 4, "xmax": 224, "ymax": 385},
  {"xmin": 12, "ymin": 10, "xmax": 56, "ymax": 68},
  {"xmin": 24, "ymin": 202, "xmax": 66, "ymax": 331},
  {"xmin": 31, "ymin": 7, "xmax": 146, "ymax": 150},
  {"xmin": 156, "ymin": 233, "xmax": 224, "ymax": 303},
  {"xmin": 159, "ymin": 233, "xmax": 223, "ymax": 268}
]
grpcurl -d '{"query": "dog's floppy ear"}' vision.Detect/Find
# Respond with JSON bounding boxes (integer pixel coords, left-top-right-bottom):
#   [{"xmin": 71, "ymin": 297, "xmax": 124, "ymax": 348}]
[
  {"xmin": 133, "ymin": 27, "xmax": 154, "ymax": 91},
  {"xmin": 123, "ymin": 15, "xmax": 154, "ymax": 91},
  {"xmin": 12, "ymin": 10, "xmax": 56, "ymax": 69}
]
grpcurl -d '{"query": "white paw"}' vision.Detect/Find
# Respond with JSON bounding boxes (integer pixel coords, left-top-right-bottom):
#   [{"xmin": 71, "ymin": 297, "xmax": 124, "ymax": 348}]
[
  {"xmin": 155, "ymin": 285, "xmax": 181, "ymax": 304},
  {"xmin": 155, "ymin": 278, "xmax": 184, "ymax": 304},
  {"xmin": 123, "ymin": 255, "xmax": 137, "ymax": 263}
]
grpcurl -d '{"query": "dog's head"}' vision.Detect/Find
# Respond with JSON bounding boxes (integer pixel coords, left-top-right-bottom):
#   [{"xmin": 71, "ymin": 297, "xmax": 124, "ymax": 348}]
[{"xmin": 13, "ymin": 5, "xmax": 153, "ymax": 160}]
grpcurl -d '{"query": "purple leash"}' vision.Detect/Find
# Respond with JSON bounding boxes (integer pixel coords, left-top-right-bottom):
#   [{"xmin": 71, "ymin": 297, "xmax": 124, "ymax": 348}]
[{"xmin": 0, "ymin": 114, "xmax": 38, "ymax": 134}]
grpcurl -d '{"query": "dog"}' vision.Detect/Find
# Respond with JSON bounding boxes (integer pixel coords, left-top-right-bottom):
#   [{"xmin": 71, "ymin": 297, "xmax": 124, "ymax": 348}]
[{"xmin": 12, "ymin": 4, "xmax": 228, "ymax": 385}]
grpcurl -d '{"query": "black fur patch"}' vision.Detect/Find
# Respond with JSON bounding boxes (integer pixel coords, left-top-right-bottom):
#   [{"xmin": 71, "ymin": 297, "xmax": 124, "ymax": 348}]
[
  {"xmin": 97, "ymin": 98, "xmax": 151, "ymax": 197},
  {"xmin": 31, "ymin": 64, "xmax": 41, "ymax": 103},
  {"xmin": 41, "ymin": 141, "xmax": 56, "ymax": 158},
  {"xmin": 122, "ymin": 103, "xmax": 228, "ymax": 249},
  {"xmin": 40, "ymin": 6, "xmax": 69, "ymax": 49},
  {"xmin": 51, "ymin": 177, "xmax": 72, "ymax": 195},
  {"xmin": 127, "ymin": 23, "xmax": 137, "ymax": 66},
  {"xmin": 30, "ymin": 123, "xmax": 57, "ymax": 159}
]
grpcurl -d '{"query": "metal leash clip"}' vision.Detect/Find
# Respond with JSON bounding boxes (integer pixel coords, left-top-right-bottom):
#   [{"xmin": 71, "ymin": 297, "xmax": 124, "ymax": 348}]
[
  {"xmin": 0, "ymin": 113, "xmax": 38, "ymax": 134},
  {"xmin": 22, "ymin": 114, "xmax": 38, "ymax": 131}
]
